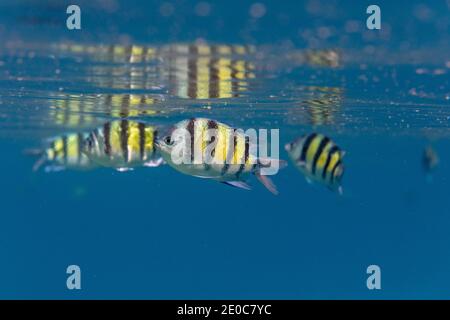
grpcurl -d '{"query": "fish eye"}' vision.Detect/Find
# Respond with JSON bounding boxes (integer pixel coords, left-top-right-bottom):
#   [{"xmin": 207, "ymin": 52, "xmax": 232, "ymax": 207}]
[{"xmin": 164, "ymin": 136, "xmax": 173, "ymax": 145}]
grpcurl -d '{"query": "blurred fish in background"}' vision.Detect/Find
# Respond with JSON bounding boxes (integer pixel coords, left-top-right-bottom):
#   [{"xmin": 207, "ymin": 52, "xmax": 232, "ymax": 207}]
[
  {"xmin": 26, "ymin": 132, "xmax": 96, "ymax": 172},
  {"xmin": 423, "ymin": 145, "xmax": 439, "ymax": 182},
  {"xmin": 83, "ymin": 120, "xmax": 164, "ymax": 171}
]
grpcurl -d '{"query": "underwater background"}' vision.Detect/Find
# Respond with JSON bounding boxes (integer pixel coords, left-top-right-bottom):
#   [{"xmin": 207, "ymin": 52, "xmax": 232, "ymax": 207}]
[{"xmin": 0, "ymin": 0, "xmax": 449, "ymax": 299}]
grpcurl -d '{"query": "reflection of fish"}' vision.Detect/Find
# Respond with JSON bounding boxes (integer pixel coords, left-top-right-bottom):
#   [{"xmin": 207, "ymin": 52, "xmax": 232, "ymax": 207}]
[
  {"xmin": 165, "ymin": 44, "xmax": 256, "ymax": 99},
  {"xmin": 285, "ymin": 133, "xmax": 345, "ymax": 194},
  {"xmin": 56, "ymin": 44, "xmax": 158, "ymax": 63},
  {"xmin": 157, "ymin": 118, "xmax": 285, "ymax": 194},
  {"xmin": 49, "ymin": 94, "xmax": 163, "ymax": 128},
  {"xmin": 83, "ymin": 120, "xmax": 163, "ymax": 170},
  {"xmin": 28, "ymin": 133, "xmax": 96, "ymax": 172},
  {"xmin": 304, "ymin": 94, "xmax": 341, "ymax": 125},
  {"xmin": 57, "ymin": 43, "xmax": 256, "ymax": 98},
  {"xmin": 423, "ymin": 145, "xmax": 438, "ymax": 181},
  {"xmin": 287, "ymin": 86, "xmax": 343, "ymax": 126},
  {"xmin": 304, "ymin": 49, "xmax": 340, "ymax": 68}
]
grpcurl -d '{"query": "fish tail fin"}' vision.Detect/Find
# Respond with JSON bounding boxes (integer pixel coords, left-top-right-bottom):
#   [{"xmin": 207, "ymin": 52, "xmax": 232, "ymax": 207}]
[
  {"xmin": 32, "ymin": 155, "xmax": 47, "ymax": 172},
  {"xmin": 258, "ymin": 157, "xmax": 288, "ymax": 170},
  {"xmin": 255, "ymin": 171, "xmax": 279, "ymax": 195},
  {"xmin": 23, "ymin": 149, "xmax": 46, "ymax": 172}
]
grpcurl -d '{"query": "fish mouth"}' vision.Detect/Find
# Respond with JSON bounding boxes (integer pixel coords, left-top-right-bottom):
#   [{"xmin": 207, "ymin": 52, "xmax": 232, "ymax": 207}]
[{"xmin": 284, "ymin": 142, "xmax": 292, "ymax": 152}]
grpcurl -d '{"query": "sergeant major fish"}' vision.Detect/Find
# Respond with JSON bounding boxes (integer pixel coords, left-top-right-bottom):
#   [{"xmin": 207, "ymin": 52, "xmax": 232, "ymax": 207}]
[
  {"xmin": 83, "ymin": 120, "xmax": 164, "ymax": 171},
  {"xmin": 27, "ymin": 132, "xmax": 96, "ymax": 172},
  {"xmin": 157, "ymin": 118, "xmax": 286, "ymax": 194},
  {"xmin": 285, "ymin": 133, "xmax": 345, "ymax": 194}
]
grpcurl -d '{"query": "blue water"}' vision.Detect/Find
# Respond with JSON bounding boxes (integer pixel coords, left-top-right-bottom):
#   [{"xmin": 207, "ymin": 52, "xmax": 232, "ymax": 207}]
[{"xmin": 0, "ymin": 0, "xmax": 450, "ymax": 299}]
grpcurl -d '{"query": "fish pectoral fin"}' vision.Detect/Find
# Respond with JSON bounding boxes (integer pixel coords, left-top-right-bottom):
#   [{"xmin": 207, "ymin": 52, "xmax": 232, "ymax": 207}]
[
  {"xmin": 221, "ymin": 181, "xmax": 252, "ymax": 191},
  {"xmin": 255, "ymin": 172, "xmax": 278, "ymax": 195},
  {"xmin": 192, "ymin": 175, "xmax": 216, "ymax": 179},
  {"xmin": 338, "ymin": 186, "xmax": 344, "ymax": 196},
  {"xmin": 305, "ymin": 177, "xmax": 313, "ymax": 184},
  {"xmin": 144, "ymin": 158, "xmax": 165, "ymax": 167}
]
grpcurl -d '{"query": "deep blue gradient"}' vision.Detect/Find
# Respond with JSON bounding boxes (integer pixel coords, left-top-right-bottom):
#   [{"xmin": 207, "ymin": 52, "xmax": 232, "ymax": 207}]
[{"xmin": 0, "ymin": 0, "xmax": 449, "ymax": 299}]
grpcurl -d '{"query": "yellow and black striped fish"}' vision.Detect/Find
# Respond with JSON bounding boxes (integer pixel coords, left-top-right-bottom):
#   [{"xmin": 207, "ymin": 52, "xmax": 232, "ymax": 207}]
[
  {"xmin": 157, "ymin": 118, "xmax": 285, "ymax": 194},
  {"xmin": 29, "ymin": 132, "xmax": 96, "ymax": 172},
  {"xmin": 285, "ymin": 133, "xmax": 345, "ymax": 194},
  {"xmin": 83, "ymin": 120, "xmax": 163, "ymax": 170}
]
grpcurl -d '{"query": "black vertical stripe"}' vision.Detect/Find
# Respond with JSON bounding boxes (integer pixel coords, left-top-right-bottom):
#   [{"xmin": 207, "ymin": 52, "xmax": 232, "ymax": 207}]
[
  {"xmin": 62, "ymin": 136, "xmax": 68, "ymax": 165},
  {"xmin": 188, "ymin": 57, "xmax": 197, "ymax": 98},
  {"xmin": 230, "ymin": 61, "xmax": 239, "ymax": 98},
  {"xmin": 235, "ymin": 164, "xmax": 245, "ymax": 179},
  {"xmin": 312, "ymin": 137, "xmax": 330, "ymax": 175},
  {"xmin": 235, "ymin": 135, "xmax": 250, "ymax": 179},
  {"xmin": 209, "ymin": 58, "xmax": 219, "ymax": 98},
  {"xmin": 138, "ymin": 122, "xmax": 146, "ymax": 160},
  {"xmin": 299, "ymin": 133, "xmax": 317, "ymax": 163},
  {"xmin": 104, "ymin": 122, "xmax": 111, "ymax": 156},
  {"xmin": 121, "ymin": 95, "xmax": 130, "ymax": 118},
  {"xmin": 330, "ymin": 160, "xmax": 342, "ymax": 184},
  {"xmin": 152, "ymin": 129, "xmax": 158, "ymax": 156},
  {"xmin": 186, "ymin": 118, "xmax": 195, "ymax": 162},
  {"xmin": 244, "ymin": 135, "xmax": 250, "ymax": 164},
  {"xmin": 77, "ymin": 133, "xmax": 84, "ymax": 164},
  {"xmin": 210, "ymin": 45, "xmax": 218, "ymax": 55},
  {"xmin": 50, "ymin": 141, "xmax": 56, "ymax": 161},
  {"xmin": 120, "ymin": 120, "xmax": 129, "ymax": 162},
  {"xmin": 188, "ymin": 45, "xmax": 198, "ymax": 99},
  {"xmin": 221, "ymin": 129, "xmax": 236, "ymax": 176},
  {"xmin": 189, "ymin": 44, "xmax": 199, "ymax": 55},
  {"xmin": 125, "ymin": 45, "xmax": 132, "ymax": 61},
  {"xmin": 322, "ymin": 145, "xmax": 339, "ymax": 179}
]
